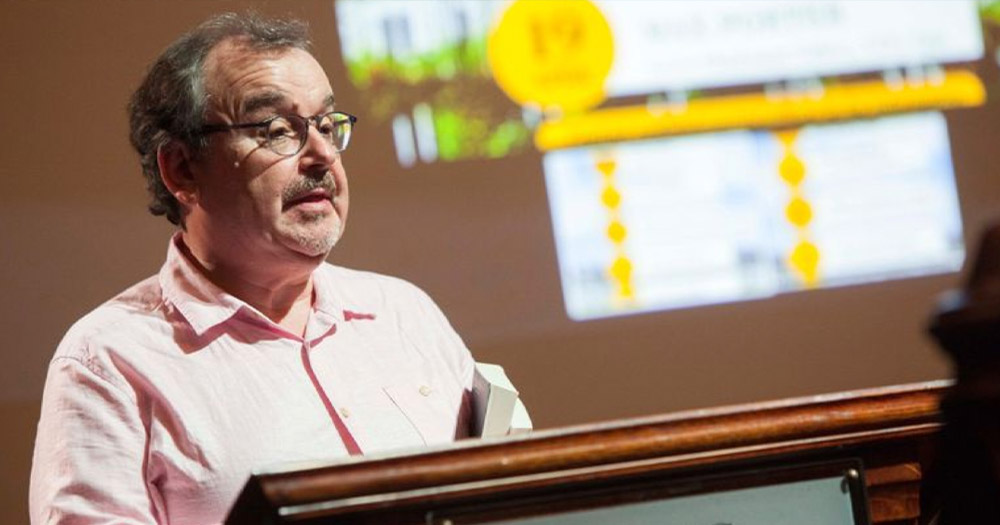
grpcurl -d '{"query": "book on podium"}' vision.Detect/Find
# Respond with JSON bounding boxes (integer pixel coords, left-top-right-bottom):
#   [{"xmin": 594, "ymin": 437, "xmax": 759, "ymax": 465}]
[{"xmin": 472, "ymin": 362, "xmax": 532, "ymax": 437}]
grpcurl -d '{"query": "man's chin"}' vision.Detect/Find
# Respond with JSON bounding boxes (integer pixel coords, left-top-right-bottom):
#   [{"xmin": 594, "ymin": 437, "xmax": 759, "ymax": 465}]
[
  {"xmin": 284, "ymin": 226, "xmax": 341, "ymax": 260},
  {"xmin": 275, "ymin": 213, "xmax": 341, "ymax": 255}
]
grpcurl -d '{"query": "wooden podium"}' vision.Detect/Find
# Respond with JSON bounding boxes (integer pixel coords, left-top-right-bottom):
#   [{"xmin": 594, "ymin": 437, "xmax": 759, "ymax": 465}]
[{"xmin": 226, "ymin": 381, "xmax": 946, "ymax": 524}]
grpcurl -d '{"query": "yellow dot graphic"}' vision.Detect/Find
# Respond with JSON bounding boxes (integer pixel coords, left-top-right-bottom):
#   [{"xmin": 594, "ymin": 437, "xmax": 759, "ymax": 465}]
[
  {"xmin": 789, "ymin": 241, "xmax": 820, "ymax": 286},
  {"xmin": 601, "ymin": 186, "xmax": 621, "ymax": 209},
  {"xmin": 785, "ymin": 197, "xmax": 813, "ymax": 227},
  {"xmin": 596, "ymin": 158, "xmax": 617, "ymax": 178},
  {"xmin": 488, "ymin": 0, "xmax": 614, "ymax": 112},
  {"xmin": 607, "ymin": 221, "xmax": 627, "ymax": 243},
  {"xmin": 610, "ymin": 256, "xmax": 633, "ymax": 283},
  {"xmin": 775, "ymin": 129, "xmax": 800, "ymax": 149},
  {"xmin": 780, "ymin": 155, "xmax": 806, "ymax": 186}
]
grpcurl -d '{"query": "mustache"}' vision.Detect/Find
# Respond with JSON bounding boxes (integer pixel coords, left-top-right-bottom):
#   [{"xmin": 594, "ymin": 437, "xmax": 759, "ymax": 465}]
[{"xmin": 281, "ymin": 171, "xmax": 337, "ymax": 204}]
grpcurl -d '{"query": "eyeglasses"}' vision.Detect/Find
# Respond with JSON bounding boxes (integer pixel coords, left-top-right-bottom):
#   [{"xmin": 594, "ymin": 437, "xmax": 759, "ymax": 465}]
[{"xmin": 200, "ymin": 111, "xmax": 357, "ymax": 156}]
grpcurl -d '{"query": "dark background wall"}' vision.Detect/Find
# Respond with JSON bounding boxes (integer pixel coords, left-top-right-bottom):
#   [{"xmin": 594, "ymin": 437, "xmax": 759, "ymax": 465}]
[{"xmin": 4, "ymin": 2, "xmax": 999, "ymax": 522}]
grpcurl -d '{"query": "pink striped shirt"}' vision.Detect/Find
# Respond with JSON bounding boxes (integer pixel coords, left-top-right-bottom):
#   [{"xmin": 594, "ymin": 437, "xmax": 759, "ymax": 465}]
[{"xmin": 30, "ymin": 236, "xmax": 475, "ymax": 524}]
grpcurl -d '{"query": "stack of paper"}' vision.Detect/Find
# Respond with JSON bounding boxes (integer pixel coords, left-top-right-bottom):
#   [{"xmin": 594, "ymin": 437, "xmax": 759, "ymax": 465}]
[{"xmin": 472, "ymin": 363, "xmax": 532, "ymax": 438}]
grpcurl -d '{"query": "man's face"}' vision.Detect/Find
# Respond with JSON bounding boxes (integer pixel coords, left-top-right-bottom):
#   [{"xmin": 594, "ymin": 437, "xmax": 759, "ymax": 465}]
[{"xmin": 186, "ymin": 42, "xmax": 348, "ymax": 266}]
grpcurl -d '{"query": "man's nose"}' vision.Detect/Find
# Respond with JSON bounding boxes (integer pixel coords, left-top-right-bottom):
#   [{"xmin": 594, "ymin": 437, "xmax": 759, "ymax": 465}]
[{"xmin": 300, "ymin": 123, "xmax": 338, "ymax": 165}]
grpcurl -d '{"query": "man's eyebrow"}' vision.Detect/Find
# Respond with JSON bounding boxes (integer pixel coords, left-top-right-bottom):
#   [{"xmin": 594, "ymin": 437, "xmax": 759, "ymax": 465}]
[
  {"xmin": 240, "ymin": 91, "xmax": 287, "ymax": 117},
  {"xmin": 240, "ymin": 92, "xmax": 336, "ymax": 117}
]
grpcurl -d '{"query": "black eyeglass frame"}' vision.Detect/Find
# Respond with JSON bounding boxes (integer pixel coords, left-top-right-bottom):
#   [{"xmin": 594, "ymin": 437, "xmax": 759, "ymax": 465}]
[{"xmin": 199, "ymin": 111, "xmax": 358, "ymax": 156}]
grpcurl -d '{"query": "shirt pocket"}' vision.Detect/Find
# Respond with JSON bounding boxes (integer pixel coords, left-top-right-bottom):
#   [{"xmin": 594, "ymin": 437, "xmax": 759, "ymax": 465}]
[{"xmin": 383, "ymin": 378, "xmax": 459, "ymax": 446}]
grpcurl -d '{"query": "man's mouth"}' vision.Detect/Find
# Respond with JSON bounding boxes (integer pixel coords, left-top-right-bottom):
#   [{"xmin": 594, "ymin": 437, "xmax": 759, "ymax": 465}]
[{"xmin": 284, "ymin": 188, "xmax": 333, "ymax": 211}]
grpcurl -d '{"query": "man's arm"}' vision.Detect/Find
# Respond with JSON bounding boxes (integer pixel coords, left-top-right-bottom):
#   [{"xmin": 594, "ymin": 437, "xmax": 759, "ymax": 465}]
[{"xmin": 30, "ymin": 356, "xmax": 160, "ymax": 524}]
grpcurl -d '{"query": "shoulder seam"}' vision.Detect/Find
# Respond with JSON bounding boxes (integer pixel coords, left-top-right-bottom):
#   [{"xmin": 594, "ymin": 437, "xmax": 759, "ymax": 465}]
[{"xmin": 50, "ymin": 354, "xmax": 134, "ymax": 399}]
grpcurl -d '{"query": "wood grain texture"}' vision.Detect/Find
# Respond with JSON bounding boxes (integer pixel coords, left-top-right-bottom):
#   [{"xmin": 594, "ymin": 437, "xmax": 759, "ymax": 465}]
[{"xmin": 228, "ymin": 381, "xmax": 948, "ymax": 523}]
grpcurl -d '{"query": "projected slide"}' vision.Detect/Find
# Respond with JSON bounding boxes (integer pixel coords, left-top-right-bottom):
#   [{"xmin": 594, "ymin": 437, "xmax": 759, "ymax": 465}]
[
  {"xmin": 545, "ymin": 112, "xmax": 964, "ymax": 320},
  {"xmin": 334, "ymin": 0, "xmax": 983, "ymax": 320}
]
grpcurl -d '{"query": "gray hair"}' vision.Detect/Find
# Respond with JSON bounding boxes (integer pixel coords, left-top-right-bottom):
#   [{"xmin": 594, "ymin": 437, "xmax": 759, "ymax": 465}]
[{"xmin": 127, "ymin": 12, "xmax": 312, "ymax": 225}]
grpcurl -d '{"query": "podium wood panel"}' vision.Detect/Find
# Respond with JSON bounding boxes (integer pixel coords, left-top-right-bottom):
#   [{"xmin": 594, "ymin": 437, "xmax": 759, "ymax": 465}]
[{"xmin": 228, "ymin": 381, "xmax": 948, "ymax": 524}]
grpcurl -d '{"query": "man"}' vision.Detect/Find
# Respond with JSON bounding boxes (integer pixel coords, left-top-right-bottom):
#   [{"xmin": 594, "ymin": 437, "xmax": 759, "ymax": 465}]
[{"xmin": 30, "ymin": 13, "xmax": 474, "ymax": 524}]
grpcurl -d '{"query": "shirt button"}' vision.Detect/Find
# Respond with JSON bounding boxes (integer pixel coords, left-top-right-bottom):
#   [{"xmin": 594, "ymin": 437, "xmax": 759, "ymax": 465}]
[
  {"xmin": 339, "ymin": 407, "xmax": 351, "ymax": 418},
  {"xmin": 418, "ymin": 385, "xmax": 433, "ymax": 397}
]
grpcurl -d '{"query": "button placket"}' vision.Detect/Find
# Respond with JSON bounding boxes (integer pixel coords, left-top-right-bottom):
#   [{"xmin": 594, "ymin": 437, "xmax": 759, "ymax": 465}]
[{"xmin": 298, "ymin": 334, "xmax": 362, "ymax": 455}]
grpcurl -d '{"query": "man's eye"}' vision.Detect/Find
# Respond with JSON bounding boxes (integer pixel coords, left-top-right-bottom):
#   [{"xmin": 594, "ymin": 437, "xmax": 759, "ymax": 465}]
[
  {"xmin": 318, "ymin": 121, "xmax": 336, "ymax": 136},
  {"xmin": 267, "ymin": 120, "xmax": 295, "ymax": 140}
]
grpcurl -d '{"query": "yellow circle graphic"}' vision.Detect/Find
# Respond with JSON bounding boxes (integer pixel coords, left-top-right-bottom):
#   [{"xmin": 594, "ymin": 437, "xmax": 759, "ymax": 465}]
[
  {"xmin": 779, "ymin": 155, "xmax": 806, "ymax": 186},
  {"xmin": 488, "ymin": 0, "xmax": 614, "ymax": 112},
  {"xmin": 785, "ymin": 197, "xmax": 813, "ymax": 228}
]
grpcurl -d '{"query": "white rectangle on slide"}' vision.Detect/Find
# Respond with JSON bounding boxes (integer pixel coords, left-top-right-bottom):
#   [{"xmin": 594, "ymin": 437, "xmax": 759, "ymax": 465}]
[{"xmin": 544, "ymin": 112, "xmax": 964, "ymax": 320}]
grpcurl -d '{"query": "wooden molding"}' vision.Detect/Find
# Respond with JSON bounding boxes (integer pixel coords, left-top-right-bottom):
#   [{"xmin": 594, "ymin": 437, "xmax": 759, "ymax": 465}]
[{"xmin": 228, "ymin": 381, "xmax": 948, "ymax": 523}]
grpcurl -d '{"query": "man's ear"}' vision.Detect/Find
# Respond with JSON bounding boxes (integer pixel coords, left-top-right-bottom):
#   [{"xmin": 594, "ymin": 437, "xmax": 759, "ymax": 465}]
[{"xmin": 157, "ymin": 140, "xmax": 199, "ymax": 207}]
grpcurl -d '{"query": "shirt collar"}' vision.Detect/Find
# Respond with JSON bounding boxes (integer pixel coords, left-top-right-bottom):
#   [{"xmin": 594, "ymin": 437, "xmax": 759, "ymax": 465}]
[
  {"xmin": 158, "ymin": 233, "xmax": 343, "ymax": 336},
  {"xmin": 309, "ymin": 264, "xmax": 341, "ymax": 321},
  {"xmin": 158, "ymin": 234, "xmax": 246, "ymax": 336}
]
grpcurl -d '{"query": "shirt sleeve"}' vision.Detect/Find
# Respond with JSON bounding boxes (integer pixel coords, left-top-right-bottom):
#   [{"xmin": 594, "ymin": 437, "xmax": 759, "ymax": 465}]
[{"xmin": 30, "ymin": 355, "xmax": 161, "ymax": 524}]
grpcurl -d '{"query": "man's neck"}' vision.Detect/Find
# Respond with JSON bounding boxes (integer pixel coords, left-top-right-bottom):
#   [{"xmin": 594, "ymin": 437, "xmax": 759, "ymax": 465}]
[{"xmin": 177, "ymin": 235, "xmax": 319, "ymax": 336}]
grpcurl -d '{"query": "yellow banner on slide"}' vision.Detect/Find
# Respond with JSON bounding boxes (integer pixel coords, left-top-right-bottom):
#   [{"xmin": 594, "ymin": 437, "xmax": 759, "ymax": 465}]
[{"xmin": 535, "ymin": 70, "xmax": 985, "ymax": 151}]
